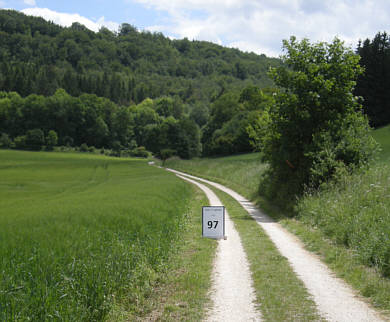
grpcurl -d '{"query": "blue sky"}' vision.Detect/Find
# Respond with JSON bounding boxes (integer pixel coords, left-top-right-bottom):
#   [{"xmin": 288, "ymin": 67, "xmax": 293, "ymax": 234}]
[{"xmin": 1, "ymin": 0, "xmax": 390, "ymax": 57}]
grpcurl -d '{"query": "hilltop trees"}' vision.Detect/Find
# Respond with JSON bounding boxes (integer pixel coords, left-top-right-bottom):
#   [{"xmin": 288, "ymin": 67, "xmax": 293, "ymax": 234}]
[
  {"xmin": 260, "ymin": 37, "xmax": 377, "ymax": 202},
  {"xmin": 0, "ymin": 9, "xmax": 279, "ymax": 106}
]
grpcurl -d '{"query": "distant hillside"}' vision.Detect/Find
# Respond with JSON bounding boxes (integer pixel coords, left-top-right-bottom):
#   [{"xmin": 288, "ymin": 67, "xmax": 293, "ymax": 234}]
[{"xmin": 0, "ymin": 9, "xmax": 280, "ymax": 105}]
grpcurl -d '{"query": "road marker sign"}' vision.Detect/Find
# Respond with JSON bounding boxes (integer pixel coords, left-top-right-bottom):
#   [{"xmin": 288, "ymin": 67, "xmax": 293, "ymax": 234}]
[{"xmin": 202, "ymin": 206, "xmax": 225, "ymax": 239}]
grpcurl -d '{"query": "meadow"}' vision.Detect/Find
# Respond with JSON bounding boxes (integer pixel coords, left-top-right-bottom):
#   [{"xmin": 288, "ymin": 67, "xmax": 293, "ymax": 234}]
[
  {"xmin": 0, "ymin": 150, "xmax": 204, "ymax": 320},
  {"xmin": 163, "ymin": 153, "xmax": 267, "ymax": 199},
  {"xmin": 164, "ymin": 124, "xmax": 390, "ymax": 312}
]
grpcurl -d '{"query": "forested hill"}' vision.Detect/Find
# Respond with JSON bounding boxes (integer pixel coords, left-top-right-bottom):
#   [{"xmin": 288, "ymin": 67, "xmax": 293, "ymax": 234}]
[{"xmin": 0, "ymin": 9, "xmax": 279, "ymax": 105}]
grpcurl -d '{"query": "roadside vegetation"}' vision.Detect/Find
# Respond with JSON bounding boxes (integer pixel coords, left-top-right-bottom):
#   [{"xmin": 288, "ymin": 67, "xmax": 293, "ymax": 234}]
[
  {"xmin": 0, "ymin": 150, "xmax": 215, "ymax": 321},
  {"xmin": 163, "ymin": 125, "xmax": 390, "ymax": 315},
  {"xmin": 1, "ymin": 7, "xmax": 390, "ymax": 320}
]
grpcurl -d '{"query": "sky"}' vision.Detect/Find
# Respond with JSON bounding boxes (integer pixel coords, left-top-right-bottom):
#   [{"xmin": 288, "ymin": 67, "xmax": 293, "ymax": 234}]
[{"xmin": 1, "ymin": 0, "xmax": 390, "ymax": 57}]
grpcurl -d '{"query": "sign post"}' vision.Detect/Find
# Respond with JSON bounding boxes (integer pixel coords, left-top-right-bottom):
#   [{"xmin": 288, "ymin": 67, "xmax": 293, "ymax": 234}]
[{"xmin": 202, "ymin": 206, "xmax": 225, "ymax": 239}]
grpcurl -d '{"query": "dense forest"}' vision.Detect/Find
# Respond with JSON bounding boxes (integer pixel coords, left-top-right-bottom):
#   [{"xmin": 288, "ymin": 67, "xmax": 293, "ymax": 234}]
[
  {"xmin": 0, "ymin": 9, "xmax": 279, "ymax": 104},
  {"xmin": 0, "ymin": 9, "xmax": 280, "ymax": 156},
  {"xmin": 0, "ymin": 9, "xmax": 389, "ymax": 157}
]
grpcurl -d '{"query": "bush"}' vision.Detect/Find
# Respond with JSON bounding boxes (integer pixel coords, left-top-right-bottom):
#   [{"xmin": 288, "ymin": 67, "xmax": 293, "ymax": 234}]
[
  {"xmin": 160, "ymin": 148, "xmax": 176, "ymax": 165},
  {"xmin": 25, "ymin": 128, "xmax": 45, "ymax": 150},
  {"xmin": 46, "ymin": 130, "xmax": 58, "ymax": 151},
  {"xmin": 130, "ymin": 146, "xmax": 150, "ymax": 158},
  {"xmin": 14, "ymin": 135, "xmax": 26, "ymax": 149},
  {"xmin": 79, "ymin": 143, "xmax": 88, "ymax": 152},
  {"xmin": 0, "ymin": 133, "xmax": 12, "ymax": 148}
]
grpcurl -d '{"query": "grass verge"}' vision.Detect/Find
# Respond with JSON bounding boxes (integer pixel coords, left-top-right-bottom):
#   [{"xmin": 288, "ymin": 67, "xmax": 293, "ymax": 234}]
[{"xmin": 280, "ymin": 218, "xmax": 390, "ymax": 317}]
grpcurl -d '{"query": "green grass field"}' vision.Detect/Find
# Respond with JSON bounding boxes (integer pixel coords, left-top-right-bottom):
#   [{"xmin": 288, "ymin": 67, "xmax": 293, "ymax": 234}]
[
  {"xmin": 372, "ymin": 123, "xmax": 390, "ymax": 162},
  {"xmin": 163, "ymin": 153, "xmax": 267, "ymax": 198},
  {"xmin": 0, "ymin": 150, "xmax": 214, "ymax": 320}
]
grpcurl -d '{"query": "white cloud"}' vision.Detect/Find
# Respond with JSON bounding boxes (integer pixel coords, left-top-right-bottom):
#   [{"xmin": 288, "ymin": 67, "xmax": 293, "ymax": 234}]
[
  {"xmin": 24, "ymin": 0, "xmax": 36, "ymax": 6},
  {"xmin": 21, "ymin": 7, "xmax": 119, "ymax": 32},
  {"xmin": 133, "ymin": 0, "xmax": 390, "ymax": 57}
]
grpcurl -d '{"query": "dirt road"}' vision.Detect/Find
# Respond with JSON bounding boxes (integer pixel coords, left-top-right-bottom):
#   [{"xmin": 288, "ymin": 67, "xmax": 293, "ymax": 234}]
[
  {"xmin": 169, "ymin": 168, "xmax": 385, "ymax": 322},
  {"xmin": 176, "ymin": 174, "xmax": 262, "ymax": 321}
]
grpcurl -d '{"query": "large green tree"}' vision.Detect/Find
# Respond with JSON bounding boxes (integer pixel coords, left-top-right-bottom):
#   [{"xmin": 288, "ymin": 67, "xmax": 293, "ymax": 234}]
[{"xmin": 262, "ymin": 37, "xmax": 377, "ymax": 203}]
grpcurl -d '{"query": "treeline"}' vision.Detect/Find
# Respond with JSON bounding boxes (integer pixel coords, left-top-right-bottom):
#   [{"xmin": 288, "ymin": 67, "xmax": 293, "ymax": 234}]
[
  {"xmin": 0, "ymin": 9, "xmax": 279, "ymax": 106},
  {"xmin": 0, "ymin": 89, "xmax": 201, "ymax": 158},
  {"xmin": 0, "ymin": 84, "xmax": 278, "ymax": 157},
  {"xmin": 355, "ymin": 32, "xmax": 390, "ymax": 127}
]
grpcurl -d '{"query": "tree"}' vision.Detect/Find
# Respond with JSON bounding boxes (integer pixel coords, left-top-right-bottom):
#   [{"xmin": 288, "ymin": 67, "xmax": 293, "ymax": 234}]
[
  {"xmin": 46, "ymin": 130, "xmax": 58, "ymax": 150},
  {"xmin": 0, "ymin": 133, "xmax": 12, "ymax": 148},
  {"xmin": 25, "ymin": 128, "xmax": 44, "ymax": 150},
  {"xmin": 160, "ymin": 148, "xmax": 176, "ymax": 166},
  {"xmin": 262, "ymin": 37, "xmax": 377, "ymax": 203}
]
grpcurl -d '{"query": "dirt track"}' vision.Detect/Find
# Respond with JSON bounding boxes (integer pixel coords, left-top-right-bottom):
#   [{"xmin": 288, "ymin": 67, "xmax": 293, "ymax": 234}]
[
  {"xmin": 169, "ymin": 168, "xmax": 385, "ymax": 322},
  {"xmin": 175, "ymin": 174, "xmax": 261, "ymax": 321}
]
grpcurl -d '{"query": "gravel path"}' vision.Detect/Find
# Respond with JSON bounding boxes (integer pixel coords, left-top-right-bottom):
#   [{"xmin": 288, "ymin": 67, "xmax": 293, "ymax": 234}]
[
  {"xmin": 168, "ymin": 169, "xmax": 386, "ymax": 322},
  {"xmin": 174, "ymin": 174, "xmax": 262, "ymax": 322}
]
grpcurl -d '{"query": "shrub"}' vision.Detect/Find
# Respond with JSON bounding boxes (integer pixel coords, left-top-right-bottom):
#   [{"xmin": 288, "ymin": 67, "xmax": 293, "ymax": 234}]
[
  {"xmin": 46, "ymin": 130, "xmax": 58, "ymax": 151},
  {"xmin": 25, "ymin": 128, "xmax": 45, "ymax": 150},
  {"xmin": 0, "ymin": 133, "xmax": 12, "ymax": 148},
  {"xmin": 14, "ymin": 135, "xmax": 26, "ymax": 149},
  {"xmin": 79, "ymin": 143, "xmax": 88, "ymax": 152},
  {"xmin": 130, "ymin": 146, "xmax": 150, "ymax": 158},
  {"xmin": 160, "ymin": 148, "xmax": 176, "ymax": 165}
]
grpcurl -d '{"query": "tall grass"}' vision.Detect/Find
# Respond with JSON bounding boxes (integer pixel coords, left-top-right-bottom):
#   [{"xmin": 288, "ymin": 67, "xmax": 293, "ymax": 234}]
[
  {"xmin": 297, "ymin": 165, "xmax": 390, "ymax": 276},
  {"xmin": 0, "ymin": 150, "xmax": 192, "ymax": 320},
  {"xmin": 372, "ymin": 124, "xmax": 390, "ymax": 162}
]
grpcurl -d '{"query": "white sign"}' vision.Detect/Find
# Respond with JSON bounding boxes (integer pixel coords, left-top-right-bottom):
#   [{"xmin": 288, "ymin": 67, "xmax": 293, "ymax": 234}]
[{"xmin": 202, "ymin": 206, "xmax": 225, "ymax": 239}]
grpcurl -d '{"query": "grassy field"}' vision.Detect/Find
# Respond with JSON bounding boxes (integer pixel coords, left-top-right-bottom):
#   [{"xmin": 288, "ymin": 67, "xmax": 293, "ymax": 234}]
[
  {"xmin": 0, "ymin": 150, "xmax": 215, "ymax": 321},
  {"xmin": 372, "ymin": 124, "xmax": 390, "ymax": 162},
  {"xmin": 163, "ymin": 153, "xmax": 266, "ymax": 198},
  {"xmin": 163, "ymin": 126, "xmax": 390, "ymax": 315}
]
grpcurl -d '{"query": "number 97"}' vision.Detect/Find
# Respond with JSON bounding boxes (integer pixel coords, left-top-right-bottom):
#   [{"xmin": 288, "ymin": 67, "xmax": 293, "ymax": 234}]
[{"xmin": 207, "ymin": 221, "xmax": 218, "ymax": 229}]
